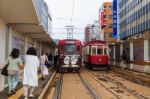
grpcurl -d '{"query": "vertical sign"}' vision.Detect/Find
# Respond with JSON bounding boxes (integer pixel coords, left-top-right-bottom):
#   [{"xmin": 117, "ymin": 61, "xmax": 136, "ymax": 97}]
[{"xmin": 113, "ymin": 0, "xmax": 117, "ymax": 39}]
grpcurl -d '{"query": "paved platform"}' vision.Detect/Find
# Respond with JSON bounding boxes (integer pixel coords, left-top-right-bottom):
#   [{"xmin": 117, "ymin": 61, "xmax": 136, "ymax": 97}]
[{"xmin": 0, "ymin": 68, "xmax": 54, "ymax": 99}]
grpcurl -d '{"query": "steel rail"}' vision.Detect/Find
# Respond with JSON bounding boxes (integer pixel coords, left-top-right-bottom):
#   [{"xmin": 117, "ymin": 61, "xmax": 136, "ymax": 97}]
[
  {"xmin": 78, "ymin": 73, "xmax": 101, "ymax": 99},
  {"xmin": 90, "ymin": 70, "xmax": 148, "ymax": 99},
  {"xmin": 53, "ymin": 74, "xmax": 63, "ymax": 99},
  {"xmin": 104, "ymin": 75, "xmax": 148, "ymax": 99},
  {"xmin": 38, "ymin": 71, "xmax": 56, "ymax": 99},
  {"xmin": 87, "ymin": 70, "xmax": 120, "ymax": 99}
]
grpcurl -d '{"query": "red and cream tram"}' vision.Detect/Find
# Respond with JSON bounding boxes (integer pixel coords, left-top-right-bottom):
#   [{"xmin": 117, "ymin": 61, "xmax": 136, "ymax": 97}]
[
  {"xmin": 83, "ymin": 40, "xmax": 108, "ymax": 70},
  {"xmin": 57, "ymin": 39, "xmax": 82, "ymax": 72}
]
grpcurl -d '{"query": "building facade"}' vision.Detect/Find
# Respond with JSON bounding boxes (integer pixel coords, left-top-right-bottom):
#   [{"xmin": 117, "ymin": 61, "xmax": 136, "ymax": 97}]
[
  {"xmin": 84, "ymin": 21, "xmax": 100, "ymax": 44},
  {"xmin": 110, "ymin": 0, "xmax": 150, "ymax": 73},
  {"xmin": 0, "ymin": 0, "xmax": 54, "ymax": 91},
  {"xmin": 99, "ymin": 2, "xmax": 116, "ymax": 44}
]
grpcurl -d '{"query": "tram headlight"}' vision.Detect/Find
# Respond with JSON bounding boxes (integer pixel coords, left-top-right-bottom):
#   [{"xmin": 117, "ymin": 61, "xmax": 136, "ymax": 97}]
[{"xmin": 99, "ymin": 59, "xmax": 102, "ymax": 62}]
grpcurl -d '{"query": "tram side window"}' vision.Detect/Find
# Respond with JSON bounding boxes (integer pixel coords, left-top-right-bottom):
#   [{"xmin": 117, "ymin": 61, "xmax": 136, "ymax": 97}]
[
  {"xmin": 97, "ymin": 48, "xmax": 103, "ymax": 55},
  {"xmin": 77, "ymin": 45, "xmax": 80, "ymax": 54},
  {"xmin": 60, "ymin": 45, "xmax": 64, "ymax": 52},
  {"xmin": 92, "ymin": 47, "xmax": 96, "ymax": 55},
  {"xmin": 104, "ymin": 48, "xmax": 107, "ymax": 54}
]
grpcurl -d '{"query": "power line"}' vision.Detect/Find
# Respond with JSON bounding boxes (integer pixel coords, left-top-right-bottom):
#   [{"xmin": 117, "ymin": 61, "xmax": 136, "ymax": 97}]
[
  {"xmin": 71, "ymin": 0, "xmax": 75, "ymax": 25},
  {"xmin": 52, "ymin": 32, "xmax": 84, "ymax": 34}
]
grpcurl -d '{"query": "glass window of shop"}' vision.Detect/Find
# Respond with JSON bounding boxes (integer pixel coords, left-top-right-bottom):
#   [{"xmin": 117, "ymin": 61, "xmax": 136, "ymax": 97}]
[
  {"xmin": 123, "ymin": 42, "xmax": 130, "ymax": 61},
  {"xmin": 148, "ymin": 40, "xmax": 150, "ymax": 61},
  {"xmin": 133, "ymin": 40, "xmax": 144, "ymax": 61},
  {"xmin": 109, "ymin": 45, "xmax": 113, "ymax": 60},
  {"xmin": 12, "ymin": 37, "xmax": 25, "ymax": 61},
  {"xmin": 115, "ymin": 44, "xmax": 120, "ymax": 61}
]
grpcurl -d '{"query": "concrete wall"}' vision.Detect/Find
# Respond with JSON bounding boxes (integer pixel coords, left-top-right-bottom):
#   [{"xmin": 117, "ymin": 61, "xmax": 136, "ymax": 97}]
[
  {"xmin": 0, "ymin": 17, "xmax": 6, "ymax": 91},
  {"xmin": 0, "ymin": 24, "xmax": 52, "ymax": 91}
]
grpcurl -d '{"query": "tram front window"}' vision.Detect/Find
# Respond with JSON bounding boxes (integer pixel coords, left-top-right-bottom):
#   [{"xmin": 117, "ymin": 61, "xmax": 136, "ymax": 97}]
[
  {"xmin": 97, "ymin": 48, "xmax": 103, "ymax": 55},
  {"xmin": 65, "ymin": 44, "xmax": 76, "ymax": 55}
]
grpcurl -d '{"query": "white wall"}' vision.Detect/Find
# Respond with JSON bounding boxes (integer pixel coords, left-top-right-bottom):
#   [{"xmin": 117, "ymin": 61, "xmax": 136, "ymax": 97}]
[{"xmin": 0, "ymin": 17, "xmax": 6, "ymax": 91}]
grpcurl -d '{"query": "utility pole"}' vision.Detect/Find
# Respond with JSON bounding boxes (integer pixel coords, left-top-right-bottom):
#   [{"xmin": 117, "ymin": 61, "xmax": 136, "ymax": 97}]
[{"xmin": 65, "ymin": 25, "xmax": 75, "ymax": 39}]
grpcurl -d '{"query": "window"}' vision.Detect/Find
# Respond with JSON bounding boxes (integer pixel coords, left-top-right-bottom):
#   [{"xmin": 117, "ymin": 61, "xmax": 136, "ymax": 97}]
[
  {"xmin": 109, "ymin": 15, "xmax": 113, "ymax": 19},
  {"xmin": 60, "ymin": 45, "xmax": 64, "ymax": 52},
  {"xmin": 109, "ymin": 6, "xmax": 112, "ymax": 10},
  {"xmin": 97, "ymin": 48, "xmax": 103, "ymax": 55},
  {"xmin": 92, "ymin": 47, "xmax": 96, "ymax": 55},
  {"xmin": 108, "ymin": 25, "xmax": 112, "ymax": 28},
  {"xmin": 65, "ymin": 44, "xmax": 76, "ymax": 55},
  {"xmin": 77, "ymin": 45, "xmax": 80, "ymax": 54}
]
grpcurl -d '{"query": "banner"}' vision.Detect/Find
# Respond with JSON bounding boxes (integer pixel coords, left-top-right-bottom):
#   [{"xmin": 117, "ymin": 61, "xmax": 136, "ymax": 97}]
[{"xmin": 113, "ymin": 0, "xmax": 118, "ymax": 39}]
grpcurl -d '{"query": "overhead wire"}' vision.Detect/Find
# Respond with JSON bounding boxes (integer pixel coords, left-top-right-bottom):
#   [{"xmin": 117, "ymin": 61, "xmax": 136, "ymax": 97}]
[{"xmin": 71, "ymin": 0, "xmax": 75, "ymax": 25}]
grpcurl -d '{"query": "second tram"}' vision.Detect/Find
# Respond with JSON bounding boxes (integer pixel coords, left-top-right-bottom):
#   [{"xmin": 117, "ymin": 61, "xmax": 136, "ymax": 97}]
[{"xmin": 83, "ymin": 40, "xmax": 109, "ymax": 70}]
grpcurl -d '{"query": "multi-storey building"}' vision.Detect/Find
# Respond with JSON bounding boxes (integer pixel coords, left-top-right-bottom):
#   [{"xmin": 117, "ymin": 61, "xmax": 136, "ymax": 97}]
[
  {"xmin": 0, "ymin": 0, "xmax": 54, "ymax": 91},
  {"xmin": 110, "ymin": 0, "xmax": 150, "ymax": 73},
  {"xmin": 84, "ymin": 24, "xmax": 92, "ymax": 44},
  {"xmin": 99, "ymin": 2, "xmax": 116, "ymax": 43},
  {"xmin": 84, "ymin": 21, "xmax": 100, "ymax": 44}
]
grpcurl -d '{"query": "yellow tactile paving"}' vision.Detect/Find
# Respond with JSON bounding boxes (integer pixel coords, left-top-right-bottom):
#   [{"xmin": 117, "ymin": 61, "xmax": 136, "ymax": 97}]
[{"xmin": 8, "ymin": 73, "xmax": 42, "ymax": 99}]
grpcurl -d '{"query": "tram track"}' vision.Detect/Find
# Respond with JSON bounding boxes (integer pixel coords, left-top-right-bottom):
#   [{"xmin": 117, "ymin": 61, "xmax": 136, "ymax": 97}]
[
  {"xmin": 103, "ymin": 75, "xmax": 149, "ymax": 99},
  {"xmin": 111, "ymin": 67, "xmax": 150, "ymax": 87},
  {"xmin": 78, "ymin": 73, "xmax": 100, "ymax": 99},
  {"xmin": 87, "ymin": 71, "xmax": 120, "ymax": 99},
  {"xmin": 53, "ymin": 73, "xmax": 100, "ymax": 99},
  {"xmin": 38, "ymin": 71, "xmax": 57, "ymax": 99},
  {"xmin": 88, "ymin": 69, "xmax": 150, "ymax": 99}
]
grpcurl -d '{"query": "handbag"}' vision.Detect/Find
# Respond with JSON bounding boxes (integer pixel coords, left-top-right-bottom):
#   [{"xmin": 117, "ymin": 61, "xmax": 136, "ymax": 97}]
[
  {"xmin": 1, "ymin": 62, "xmax": 9, "ymax": 76},
  {"xmin": 45, "ymin": 60, "xmax": 49, "ymax": 67},
  {"xmin": 42, "ymin": 65, "xmax": 49, "ymax": 75}
]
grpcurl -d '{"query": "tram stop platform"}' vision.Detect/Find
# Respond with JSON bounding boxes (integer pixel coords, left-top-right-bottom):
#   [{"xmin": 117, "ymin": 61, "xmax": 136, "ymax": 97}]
[{"xmin": 0, "ymin": 69, "xmax": 54, "ymax": 99}]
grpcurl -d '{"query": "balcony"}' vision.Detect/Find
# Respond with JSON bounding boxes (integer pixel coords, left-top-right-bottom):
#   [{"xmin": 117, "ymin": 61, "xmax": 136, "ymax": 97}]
[{"xmin": 0, "ymin": 0, "xmax": 52, "ymax": 42}]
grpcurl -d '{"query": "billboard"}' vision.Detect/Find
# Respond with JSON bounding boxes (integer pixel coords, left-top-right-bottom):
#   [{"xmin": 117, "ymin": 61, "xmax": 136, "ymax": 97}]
[{"xmin": 113, "ymin": 0, "xmax": 118, "ymax": 39}]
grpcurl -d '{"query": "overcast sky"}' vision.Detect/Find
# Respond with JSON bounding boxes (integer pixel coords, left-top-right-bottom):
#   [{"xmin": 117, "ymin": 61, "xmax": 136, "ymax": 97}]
[{"xmin": 45, "ymin": 0, "xmax": 112, "ymax": 41}]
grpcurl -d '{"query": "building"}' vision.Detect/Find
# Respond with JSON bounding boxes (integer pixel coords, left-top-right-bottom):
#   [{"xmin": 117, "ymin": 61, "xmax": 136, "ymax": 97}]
[
  {"xmin": 84, "ymin": 21, "xmax": 100, "ymax": 44},
  {"xmin": 91, "ymin": 21, "xmax": 100, "ymax": 41},
  {"xmin": 84, "ymin": 24, "xmax": 92, "ymax": 44},
  {"xmin": 0, "ymin": 0, "xmax": 54, "ymax": 91},
  {"xmin": 99, "ymin": 2, "xmax": 116, "ymax": 43},
  {"xmin": 110, "ymin": 0, "xmax": 150, "ymax": 73}
]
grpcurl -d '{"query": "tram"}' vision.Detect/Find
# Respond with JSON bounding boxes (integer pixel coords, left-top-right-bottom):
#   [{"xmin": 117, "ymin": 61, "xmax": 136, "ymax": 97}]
[
  {"xmin": 83, "ymin": 40, "xmax": 109, "ymax": 70},
  {"xmin": 57, "ymin": 39, "xmax": 82, "ymax": 72}
]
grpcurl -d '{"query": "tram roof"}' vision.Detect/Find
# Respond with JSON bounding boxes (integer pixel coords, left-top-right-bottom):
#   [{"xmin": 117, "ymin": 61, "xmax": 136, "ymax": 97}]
[
  {"xmin": 58, "ymin": 39, "xmax": 82, "ymax": 45},
  {"xmin": 85, "ymin": 40, "xmax": 106, "ymax": 46}
]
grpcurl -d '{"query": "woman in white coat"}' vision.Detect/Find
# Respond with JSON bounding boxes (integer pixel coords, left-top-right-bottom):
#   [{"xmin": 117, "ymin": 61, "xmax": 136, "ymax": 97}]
[{"xmin": 23, "ymin": 47, "xmax": 39, "ymax": 99}]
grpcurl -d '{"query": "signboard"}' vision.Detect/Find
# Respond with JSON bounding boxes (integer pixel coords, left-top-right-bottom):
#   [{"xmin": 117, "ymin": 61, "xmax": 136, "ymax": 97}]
[{"xmin": 113, "ymin": 0, "xmax": 118, "ymax": 39}]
